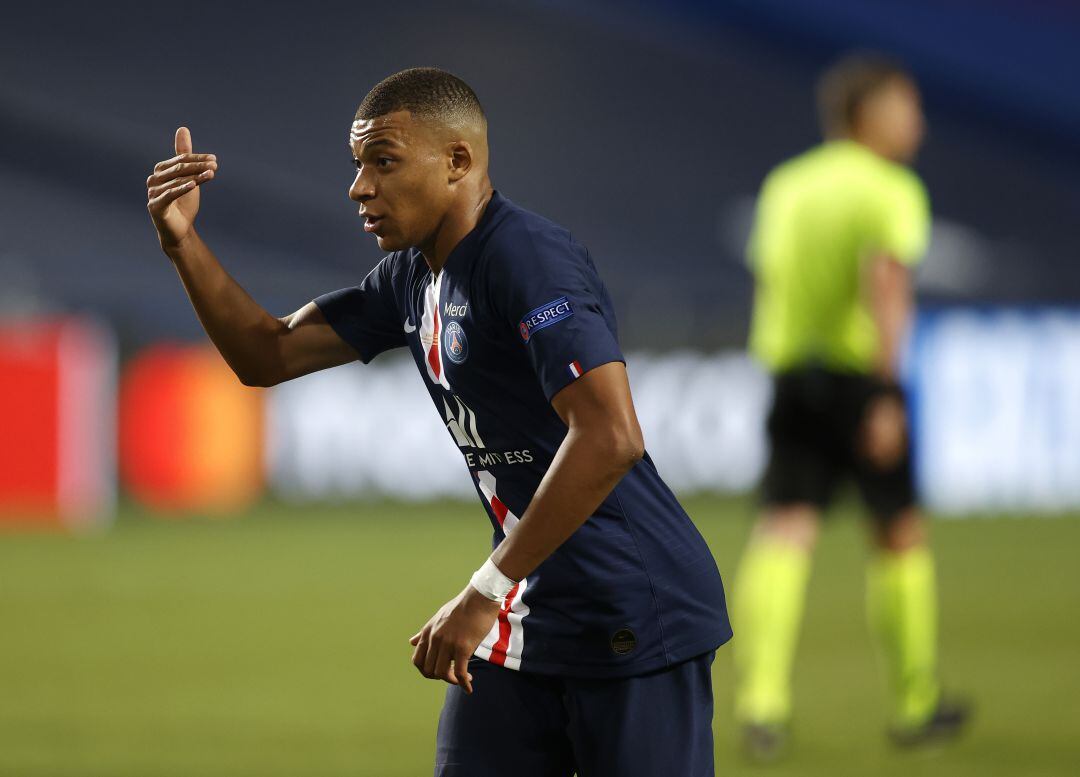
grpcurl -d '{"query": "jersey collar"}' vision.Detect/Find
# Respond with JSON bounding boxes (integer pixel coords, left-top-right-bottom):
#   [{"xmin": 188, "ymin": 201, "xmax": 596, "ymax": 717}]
[{"xmin": 440, "ymin": 190, "xmax": 508, "ymax": 275}]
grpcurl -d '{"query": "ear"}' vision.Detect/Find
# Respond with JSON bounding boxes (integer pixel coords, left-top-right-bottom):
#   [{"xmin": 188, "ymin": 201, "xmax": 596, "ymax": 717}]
[{"xmin": 447, "ymin": 140, "xmax": 473, "ymax": 182}]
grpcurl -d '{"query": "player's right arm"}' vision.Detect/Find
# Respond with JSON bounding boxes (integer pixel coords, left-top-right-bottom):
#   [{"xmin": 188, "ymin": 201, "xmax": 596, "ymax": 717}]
[{"xmin": 147, "ymin": 127, "xmax": 359, "ymax": 387}]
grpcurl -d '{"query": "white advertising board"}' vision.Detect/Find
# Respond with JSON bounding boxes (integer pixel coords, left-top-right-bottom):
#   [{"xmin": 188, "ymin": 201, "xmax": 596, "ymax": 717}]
[
  {"xmin": 267, "ymin": 308, "xmax": 1080, "ymax": 515},
  {"xmin": 267, "ymin": 352, "xmax": 771, "ymax": 501}
]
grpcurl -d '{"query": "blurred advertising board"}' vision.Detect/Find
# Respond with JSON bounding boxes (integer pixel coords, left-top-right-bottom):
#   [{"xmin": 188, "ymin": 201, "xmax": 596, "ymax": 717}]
[
  {"xmin": 118, "ymin": 344, "xmax": 264, "ymax": 514},
  {"xmin": 9, "ymin": 310, "xmax": 1075, "ymax": 522},
  {"xmin": 0, "ymin": 317, "xmax": 116, "ymax": 529},
  {"xmin": 908, "ymin": 307, "xmax": 1080, "ymax": 514},
  {"xmin": 267, "ymin": 307, "xmax": 1080, "ymax": 516},
  {"xmin": 266, "ymin": 352, "xmax": 771, "ymax": 501}
]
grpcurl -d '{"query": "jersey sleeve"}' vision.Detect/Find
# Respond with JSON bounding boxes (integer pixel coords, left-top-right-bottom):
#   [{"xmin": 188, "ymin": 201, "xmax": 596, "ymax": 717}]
[
  {"xmin": 745, "ymin": 172, "xmax": 777, "ymax": 271},
  {"xmin": 313, "ymin": 255, "xmax": 406, "ymax": 363},
  {"xmin": 871, "ymin": 170, "xmax": 931, "ymax": 266},
  {"xmin": 485, "ymin": 227, "xmax": 624, "ymax": 402}
]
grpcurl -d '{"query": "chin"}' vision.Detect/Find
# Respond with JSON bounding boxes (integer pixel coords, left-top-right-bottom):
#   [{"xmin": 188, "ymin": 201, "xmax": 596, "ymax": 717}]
[{"xmin": 375, "ymin": 233, "xmax": 409, "ymax": 252}]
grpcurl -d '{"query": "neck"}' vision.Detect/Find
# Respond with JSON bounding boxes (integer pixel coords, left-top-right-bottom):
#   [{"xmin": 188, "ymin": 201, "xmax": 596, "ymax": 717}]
[
  {"xmin": 418, "ymin": 180, "xmax": 494, "ymax": 274},
  {"xmin": 844, "ymin": 133, "xmax": 904, "ymax": 164}
]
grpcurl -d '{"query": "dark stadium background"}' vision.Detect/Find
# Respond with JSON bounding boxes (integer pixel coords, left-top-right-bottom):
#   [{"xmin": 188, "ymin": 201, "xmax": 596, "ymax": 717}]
[
  {"xmin": 1, "ymin": 1, "xmax": 1078, "ymax": 775},
  {"xmin": 3, "ymin": 0, "xmax": 1078, "ymax": 350}
]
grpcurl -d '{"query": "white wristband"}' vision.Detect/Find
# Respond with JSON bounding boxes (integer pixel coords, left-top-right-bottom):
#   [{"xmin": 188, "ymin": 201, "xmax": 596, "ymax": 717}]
[{"xmin": 469, "ymin": 557, "xmax": 517, "ymax": 606}]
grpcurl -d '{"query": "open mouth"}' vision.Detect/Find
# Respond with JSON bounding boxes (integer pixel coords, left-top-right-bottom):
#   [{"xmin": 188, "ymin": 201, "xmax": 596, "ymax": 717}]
[{"xmin": 361, "ymin": 213, "xmax": 386, "ymax": 233}]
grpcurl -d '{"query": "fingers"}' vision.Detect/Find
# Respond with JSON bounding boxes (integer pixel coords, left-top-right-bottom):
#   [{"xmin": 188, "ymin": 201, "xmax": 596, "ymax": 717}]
[
  {"xmin": 147, "ymin": 159, "xmax": 218, "ymax": 187},
  {"xmin": 147, "ymin": 170, "xmax": 214, "ymax": 199},
  {"xmin": 426, "ymin": 641, "xmax": 451, "ymax": 684},
  {"xmin": 411, "ymin": 624, "xmax": 432, "ymax": 674},
  {"xmin": 412, "ymin": 629, "xmax": 474, "ymax": 692},
  {"xmin": 452, "ymin": 648, "xmax": 474, "ymax": 694},
  {"xmin": 175, "ymin": 126, "xmax": 193, "ymax": 155},
  {"xmin": 412, "ymin": 624, "xmax": 462, "ymax": 687},
  {"xmin": 153, "ymin": 153, "xmax": 217, "ymax": 173},
  {"xmin": 146, "ymin": 177, "xmax": 200, "ymax": 211}
]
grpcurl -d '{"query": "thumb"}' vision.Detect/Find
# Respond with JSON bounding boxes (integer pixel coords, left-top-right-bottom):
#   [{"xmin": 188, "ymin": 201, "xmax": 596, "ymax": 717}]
[{"xmin": 175, "ymin": 126, "xmax": 193, "ymax": 155}]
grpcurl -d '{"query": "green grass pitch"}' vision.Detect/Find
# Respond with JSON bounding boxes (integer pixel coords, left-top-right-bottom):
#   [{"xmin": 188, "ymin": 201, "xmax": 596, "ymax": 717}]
[{"xmin": 1, "ymin": 495, "xmax": 1077, "ymax": 776}]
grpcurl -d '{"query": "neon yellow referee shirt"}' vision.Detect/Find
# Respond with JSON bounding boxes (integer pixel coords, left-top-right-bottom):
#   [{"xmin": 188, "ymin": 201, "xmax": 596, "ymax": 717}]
[{"xmin": 747, "ymin": 140, "xmax": 930, "ymax": 374}]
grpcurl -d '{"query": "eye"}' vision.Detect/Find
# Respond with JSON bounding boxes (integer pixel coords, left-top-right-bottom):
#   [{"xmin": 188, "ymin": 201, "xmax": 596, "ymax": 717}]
[{"xmin": 377, "ymin": 157, "xmax": 394, "ymax": 169}]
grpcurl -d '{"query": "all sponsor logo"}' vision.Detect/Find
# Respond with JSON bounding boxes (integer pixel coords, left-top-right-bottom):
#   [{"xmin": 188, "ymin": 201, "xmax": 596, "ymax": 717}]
[
  {"xmin": 442, "ymin": 394, "xmax": 485, "ymax": 449},
  {"xmin": 443, "ymin": 301, "xmax": 469, "ymax": 318},
  {"xmin": 519, "ymin": 297, "xmax": 574, "ymax": 343},
  {"xmin": 443, "ymin": 321, "xmax": 468, "ymax": 364},
  {"xmin": 442, "ymin": 393, "xmax": 533, "ymax": 467}
]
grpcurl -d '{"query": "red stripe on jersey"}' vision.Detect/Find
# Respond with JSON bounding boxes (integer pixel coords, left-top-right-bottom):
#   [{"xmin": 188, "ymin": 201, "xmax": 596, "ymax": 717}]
[
  {"xmin": 490, "ymin": 494, "xmax": 509, "ymax": 527},
  {"xmin": 427, "ymin": 305, "xmax": 441, "ymax": 379},
  {"xmin": 488, "ymin": 582, "xmax": 519, "ymax": 666}
]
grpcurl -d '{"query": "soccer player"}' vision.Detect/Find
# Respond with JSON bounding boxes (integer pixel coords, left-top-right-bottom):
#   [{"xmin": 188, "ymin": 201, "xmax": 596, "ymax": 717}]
[
  {"xmin": 734, "ymin": 54, "xmax": 969, "ymax": 758},
  {"xmin": 146, "ymin": 68, "xmax": 731, "ymax": 776}
]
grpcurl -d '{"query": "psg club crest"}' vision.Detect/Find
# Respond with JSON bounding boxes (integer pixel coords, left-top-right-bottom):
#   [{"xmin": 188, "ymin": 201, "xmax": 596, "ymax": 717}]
[{"xmin": 443, "ymin": 321, "xmax": 468, "ymax": 364}]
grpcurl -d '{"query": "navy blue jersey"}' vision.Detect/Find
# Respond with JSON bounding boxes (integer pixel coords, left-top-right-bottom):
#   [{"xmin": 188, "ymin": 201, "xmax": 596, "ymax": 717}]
[{"xmin": 316, "ymin": 192, "xmax": 731, "ymax": 678}]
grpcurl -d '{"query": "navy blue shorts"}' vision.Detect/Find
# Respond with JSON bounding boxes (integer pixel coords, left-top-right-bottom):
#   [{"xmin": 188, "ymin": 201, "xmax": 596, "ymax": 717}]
[{"xmin": 434, "ymin": 651, "xmax": 715, "ymax": 777}]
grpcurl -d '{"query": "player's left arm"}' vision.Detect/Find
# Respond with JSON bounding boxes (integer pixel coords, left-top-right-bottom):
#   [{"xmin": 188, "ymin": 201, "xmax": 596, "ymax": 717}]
[
  {"xmin": 490, "ymin": 361, "xmax": 644, "ymax": 576},
  {"xmin": 408, "ymin": 361, "xmax": 643, "ymax": 693}
]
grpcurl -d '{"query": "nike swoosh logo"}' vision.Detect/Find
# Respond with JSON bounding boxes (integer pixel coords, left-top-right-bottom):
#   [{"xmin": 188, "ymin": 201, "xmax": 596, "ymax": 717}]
[{"xmin": 404, "ymin": 318, "xmax": 416, "ymax": 333}]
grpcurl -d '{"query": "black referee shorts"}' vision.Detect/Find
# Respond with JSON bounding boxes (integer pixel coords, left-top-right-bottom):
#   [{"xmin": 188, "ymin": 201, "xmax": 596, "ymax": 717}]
[{"xmin": 761, "ymin": 366, "xmax": 916, "ymax": 521}]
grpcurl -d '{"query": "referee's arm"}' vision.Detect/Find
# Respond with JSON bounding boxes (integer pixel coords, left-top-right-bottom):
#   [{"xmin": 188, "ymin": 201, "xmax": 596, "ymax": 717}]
[
  {"xmin": 867, "ymin": 255, "xmax": 913, "ymax": 381},
  {"xmin": 863, "ymin": 255, "xmax": 913, "ymax": 470}
]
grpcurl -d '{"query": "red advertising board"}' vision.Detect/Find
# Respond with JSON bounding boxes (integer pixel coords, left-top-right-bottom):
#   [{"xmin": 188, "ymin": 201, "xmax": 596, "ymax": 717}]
[{"xmin": 0, "ymin": 318, "xmax": 116, "ymax": 529}]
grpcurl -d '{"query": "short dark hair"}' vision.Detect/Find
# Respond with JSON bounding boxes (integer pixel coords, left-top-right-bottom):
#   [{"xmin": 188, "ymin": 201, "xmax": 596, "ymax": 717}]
[
  {"xmin": 816, "ymin": 53, "xmax": 911, "ymax": 137},
  {"xmin": 355, "ymin": 67, "xmax": 485, "ymax": 127}
]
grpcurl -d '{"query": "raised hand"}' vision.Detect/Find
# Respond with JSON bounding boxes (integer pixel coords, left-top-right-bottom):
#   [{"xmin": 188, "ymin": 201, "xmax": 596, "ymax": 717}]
[{"xmin": 146, "ymin": 127, "xmax": 218, "ymax": 249}]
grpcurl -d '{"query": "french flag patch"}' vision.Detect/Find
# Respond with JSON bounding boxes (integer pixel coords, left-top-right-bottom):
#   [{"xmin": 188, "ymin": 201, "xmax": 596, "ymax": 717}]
[{"xmin": 568, "ymin": 360, "xmax": 583, "ymax": 379}]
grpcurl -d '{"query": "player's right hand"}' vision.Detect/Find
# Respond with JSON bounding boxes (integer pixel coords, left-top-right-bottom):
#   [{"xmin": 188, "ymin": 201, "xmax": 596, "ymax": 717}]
[{"xmin": 146, "ymin": 126, "xmax": 218, "ymax": 249}]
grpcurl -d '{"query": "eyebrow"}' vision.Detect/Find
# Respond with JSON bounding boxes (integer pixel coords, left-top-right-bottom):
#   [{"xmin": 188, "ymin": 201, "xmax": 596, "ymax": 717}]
[{"xmin": 349, "ymin": 137, "xmax": 402, "ymax": 154}]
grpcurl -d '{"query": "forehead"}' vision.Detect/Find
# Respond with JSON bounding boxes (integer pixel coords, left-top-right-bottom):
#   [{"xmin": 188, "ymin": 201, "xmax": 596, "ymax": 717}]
[{"xmin": 349, "ymin": 110, "xmax": 421, "ymax": 152}]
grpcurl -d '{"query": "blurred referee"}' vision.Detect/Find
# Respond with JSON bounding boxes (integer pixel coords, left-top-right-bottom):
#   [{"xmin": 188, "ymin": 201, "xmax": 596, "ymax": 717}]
[{"xmin": 734, "ymin": 53, "xmax": 969, "ymax": 759}]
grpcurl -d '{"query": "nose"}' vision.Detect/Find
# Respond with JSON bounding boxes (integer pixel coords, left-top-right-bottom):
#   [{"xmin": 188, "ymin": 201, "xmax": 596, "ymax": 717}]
[{"xmin": 349, "ymin": 169, "xmax": 375, "ymax": 203}]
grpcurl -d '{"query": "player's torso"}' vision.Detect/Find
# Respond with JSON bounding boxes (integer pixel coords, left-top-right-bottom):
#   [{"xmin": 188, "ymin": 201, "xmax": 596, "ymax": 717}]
[
  {"xmin": 397, "ymin": 251, "xmax": 562, "ymax": 513},
  {"xmin": 381, "ymin": 219, "xmax": 730, "ymax": 677}
]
